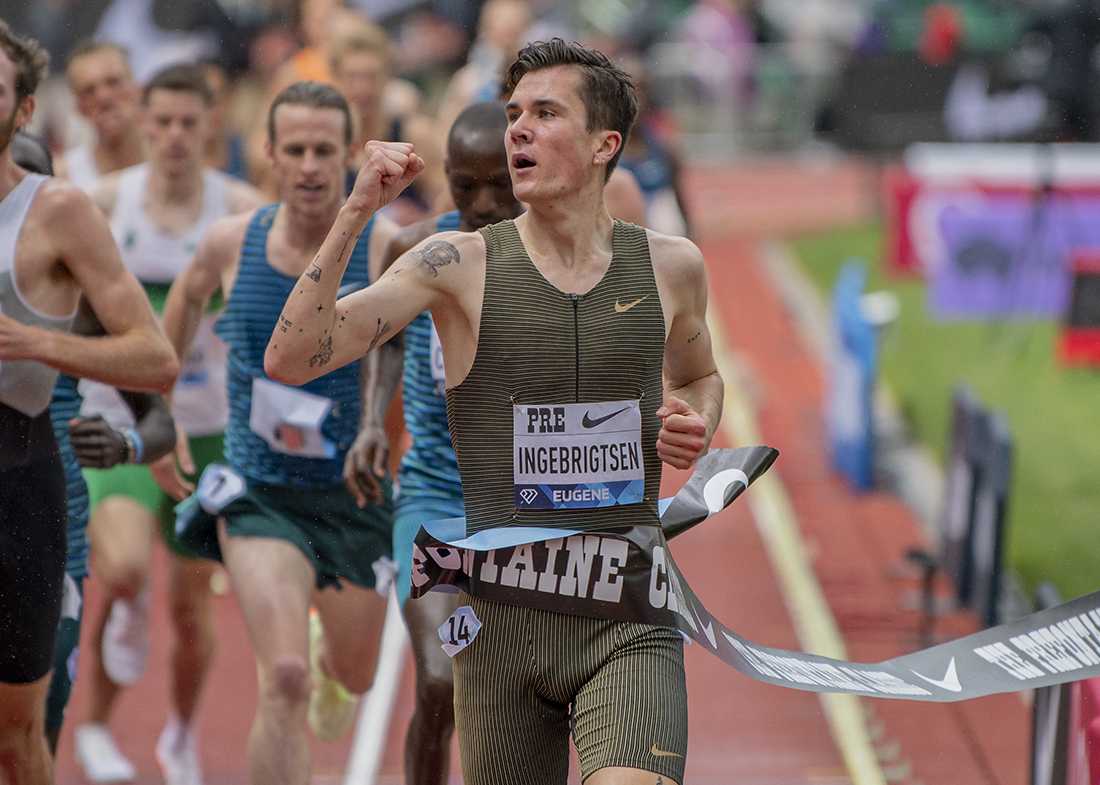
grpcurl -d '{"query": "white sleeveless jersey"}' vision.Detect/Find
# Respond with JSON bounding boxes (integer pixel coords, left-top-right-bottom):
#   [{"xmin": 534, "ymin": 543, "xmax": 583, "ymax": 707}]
[
  {"xmin": 60, "ymin": 146, "xmax": 100, "ymax": 192},
  {"xmin": 80, "ymin": 164, "xmax": 232, "ymax": 435},
  {"xmin": 0, "ymin": 175, "xmax": 77, "ymax": 416}
]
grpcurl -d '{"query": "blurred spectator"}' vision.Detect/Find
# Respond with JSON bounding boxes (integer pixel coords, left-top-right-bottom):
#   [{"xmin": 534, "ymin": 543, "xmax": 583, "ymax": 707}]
[
  {"xmin": 56, "ymin": 41, "xmax": 144, "ymax": 188},
  {"xmin": 93, "ymin": 0, "xmax": 220, "ymax": 82},
  {"xmin": 201, "ymin": 60, "xmax": 250, "ymax": 180},
  {"xmin": 436, "ymin": 0, "xmax": 532, "ymax": 132},
  {"xmin": 673, "ymin": 0, "xmax": 755, "ymax": 105},
  {"xmin": 329, "ymin": 20, "xmax": 445, "ymax": 219}
]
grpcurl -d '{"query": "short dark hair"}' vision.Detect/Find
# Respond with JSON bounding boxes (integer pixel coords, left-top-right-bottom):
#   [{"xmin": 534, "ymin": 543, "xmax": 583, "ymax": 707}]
[
  {"xmin": 502, "ymin": 38, "xmax": 638, "ymax": 179},
  {"xmin": 447, "ymin": 100, "xmax": 508, "ymax": 155},
  {"xmin": 142, "ymin": 63, "xmax": 213, "ymax": 105},
  {"xmin": 0, "ymin": 21, "xmax": 49, "ymax": 104},
  {"xmin": 267, "ymin": 81, "xmax": 353, "ymax": 147}
]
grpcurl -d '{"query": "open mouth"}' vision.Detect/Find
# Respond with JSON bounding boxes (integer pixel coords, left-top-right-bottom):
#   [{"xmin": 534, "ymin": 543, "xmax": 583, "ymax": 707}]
[
  {"xmin": 512, "ymin": 153, "xmax": 537, "ymax": 170},
  {"xmin": 297, "ymin": 183, "xmax": 325, "ymax": 194}
]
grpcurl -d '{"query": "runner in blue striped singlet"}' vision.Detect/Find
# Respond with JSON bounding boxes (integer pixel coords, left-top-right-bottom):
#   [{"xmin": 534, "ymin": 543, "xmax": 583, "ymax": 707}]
[
  {"xmin": 163, "ymin": 82, "xmax": 400, "ymax": 785},
  {"xmin": 375, "ymin": 101, "xmax": 521, "ymax": 785}
]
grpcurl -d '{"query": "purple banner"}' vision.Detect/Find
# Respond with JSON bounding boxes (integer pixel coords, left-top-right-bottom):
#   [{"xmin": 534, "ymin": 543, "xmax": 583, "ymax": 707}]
[{"xmin": 929, "ymin": 194, "xmax": 1100, "ymax": 318}]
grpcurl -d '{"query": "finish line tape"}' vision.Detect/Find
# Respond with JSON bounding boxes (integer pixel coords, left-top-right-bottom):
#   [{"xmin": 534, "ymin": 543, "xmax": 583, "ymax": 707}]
[{"xmin": 411, "ymin": 447, "xmax": 1100, "ymax": 702}]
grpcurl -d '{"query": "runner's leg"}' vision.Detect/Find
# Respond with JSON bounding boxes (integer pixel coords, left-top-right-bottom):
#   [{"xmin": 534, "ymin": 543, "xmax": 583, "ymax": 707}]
[
  {"xmin": 218, "ymin": 523, "xmax": 314, "ymax": 785},
  {"xmin": 402, "ymin": 590, "xmax": 462, "ymax": 785},
  {"xmin": 84, "ymin": 497, "xmax": 156, "ymax": 724},
  {"xmin": 167, "ymin": 555, "xmax": 216, "ymax": 724},
  {"xmin": 0, "ymin": 679, "xmax": 54, "ymax": 785},
  {"xmin": 311, "ymin": 580, "xmax": 387, "ymax": 695}
]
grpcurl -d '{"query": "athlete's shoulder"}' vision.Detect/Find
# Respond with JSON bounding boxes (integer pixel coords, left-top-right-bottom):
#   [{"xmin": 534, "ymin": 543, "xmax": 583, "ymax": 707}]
[
  {"xmin": 33, "ymin": 176, "xmax": 101, "ymax": 221},
  {"xmin": 400, "ymin": 229, "xmax": 484, "ymax": 281},
  {"xmin": 644, "ymin": 228, "xmax": 705, "ymax": 285}
]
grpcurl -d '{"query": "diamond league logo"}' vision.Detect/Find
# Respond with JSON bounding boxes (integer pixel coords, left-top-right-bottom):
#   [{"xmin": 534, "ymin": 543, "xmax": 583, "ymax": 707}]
[{"xmin": 519, "ymin": 487, "xmax": 539, "ymax": 505}]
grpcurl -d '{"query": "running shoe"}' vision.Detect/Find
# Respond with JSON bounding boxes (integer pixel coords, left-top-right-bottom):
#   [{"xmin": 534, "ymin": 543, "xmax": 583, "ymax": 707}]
[
  {"xmin": 101, "ymin": 589, "xmax": 150, "ymax": 686},
  {"xmin": 74, "ymin": 723, "xmax": 136, "ymax": 783},
  {"xmin": 307, "ymin": 610, "xmax": 360, "ymax": 741},
  {"xmin": 155, "ymin": 717, "xmax": 204, "ymax": 785}
]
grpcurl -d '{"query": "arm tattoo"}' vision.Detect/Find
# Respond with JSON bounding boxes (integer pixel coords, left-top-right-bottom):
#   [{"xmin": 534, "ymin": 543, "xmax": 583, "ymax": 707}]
[
  {"xmin": 308, "ymin": 335, "xmax": 334, "ymax": 368},
  {"xmin": 366, "ymin": 317, "xmax": 390, "ymax": 352},
  {"xmin": 306, "ymin": 264, "xmax": 322, "ymax": 282},
  {"xmin": 687, "ymin": 330, "xmax": 702, "ymax": 344},
  {"xmin": 279, "ymin": 315, "xmax": 293, "ymax": 333},
  {"xmin": 414, "ymin": 240, "xmax": 460, "ymax": 278}
]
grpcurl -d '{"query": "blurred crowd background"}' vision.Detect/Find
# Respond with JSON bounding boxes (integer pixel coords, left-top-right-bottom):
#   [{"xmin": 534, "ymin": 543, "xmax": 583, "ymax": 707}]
[{"xmin": 15, "ymin": 0, "xmax": 1100, "ymax": 180}]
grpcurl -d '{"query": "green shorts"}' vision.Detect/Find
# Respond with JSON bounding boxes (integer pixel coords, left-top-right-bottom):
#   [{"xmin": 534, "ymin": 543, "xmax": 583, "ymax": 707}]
[
  {"xmin": 175, "ymin": 469, "xmax": 394, "ymax": 592},
  {"xmin": 45, "ymin": 575, "xmax": 84, "ymax": 735},
  {"xmin": 451, "ymin": 595, "xmax": 688, "ymax": 784},
  {"xmin": 84, "ymin": 433, "xmax": 224, "ymax": 556}
]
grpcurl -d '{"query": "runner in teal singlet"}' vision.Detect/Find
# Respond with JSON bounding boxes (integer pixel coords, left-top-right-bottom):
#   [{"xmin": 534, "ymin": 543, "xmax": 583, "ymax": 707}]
[{"xmin": 163, "ymin": 82, "xmax": 400, "ymax": 785}]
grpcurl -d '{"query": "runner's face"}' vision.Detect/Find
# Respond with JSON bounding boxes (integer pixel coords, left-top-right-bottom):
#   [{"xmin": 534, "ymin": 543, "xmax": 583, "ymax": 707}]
[
  {"xmin": 505, "ymin": 66, "xmax": 605, "ymax": 205},
  {"xmin": 68, "ymin": 50, "xmax": 138, "ymax": 141},
  {"xmin": 447, "ymin": 145, "xmax": 519, "ymax": 229},
  {"xmin": 334, "ymin": 51, "xmax": 386, "ymax": 120},
  {"xmin": 268, "ymin": 104, "xmax": 348, "ymax": 216},
  {"xmin": 142, "ymin": 89, "xmax": 209, "ymax": 178}
]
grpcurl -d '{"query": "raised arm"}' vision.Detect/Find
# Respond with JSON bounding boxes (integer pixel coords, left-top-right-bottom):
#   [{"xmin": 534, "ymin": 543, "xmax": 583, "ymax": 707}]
[
  {"xmin": 653, "ymin": 234, "xmax": 724, "ymax": 469},
  {"xmin": 6, "ymin": 183, "xmax": 178, "ymax": 392},
  {"xmin": 264, "ymin": 141, "xmax": 438, "ymax": 385}
]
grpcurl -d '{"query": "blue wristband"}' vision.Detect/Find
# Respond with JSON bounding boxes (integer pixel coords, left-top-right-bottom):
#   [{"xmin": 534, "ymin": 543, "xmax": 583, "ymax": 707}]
[{"xmin": 121, "ymin": 427, "xmax": 144, "ymax": 464}]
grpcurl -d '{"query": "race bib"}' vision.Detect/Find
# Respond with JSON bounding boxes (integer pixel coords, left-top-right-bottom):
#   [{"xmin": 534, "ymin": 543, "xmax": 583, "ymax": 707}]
[
  {"xmin": 195, "ymin": 463, "xmax": 246, "ymax": 515},
  {"xmin": 438, "ymin": 605, "xmax": 482, "ymax": 657},
  {"xmin": 513, "ymin": 399, "xmax": 644, "ymax": 510},
  {"xmin": 428, "ymin": 320, "xmax": 446, "ymax": 396},
  {"xmin": 249, "ymin": 378, "xmax": 336, "ymax": 458}
]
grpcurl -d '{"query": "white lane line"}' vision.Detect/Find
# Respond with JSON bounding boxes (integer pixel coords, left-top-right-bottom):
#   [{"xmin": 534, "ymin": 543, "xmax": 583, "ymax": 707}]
[{"xmin": 706, "ymin": 287, "xmax": 887, "ymax": 785}]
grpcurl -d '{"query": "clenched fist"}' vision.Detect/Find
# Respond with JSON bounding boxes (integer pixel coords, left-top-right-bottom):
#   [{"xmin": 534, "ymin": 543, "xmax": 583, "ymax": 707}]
[{"xmin": 346, "ymin": 141, "xmax": 425, "ymax": 217}]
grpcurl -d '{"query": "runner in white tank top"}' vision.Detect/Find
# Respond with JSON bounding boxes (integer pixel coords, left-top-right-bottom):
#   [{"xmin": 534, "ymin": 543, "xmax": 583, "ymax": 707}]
[
  {"xmin": 71, "ymin": 65, "xmax": 263, "ymax": 785},
  {"xmin": 81, "ymin": 162, "xmax": 234, "ymax": 438}
]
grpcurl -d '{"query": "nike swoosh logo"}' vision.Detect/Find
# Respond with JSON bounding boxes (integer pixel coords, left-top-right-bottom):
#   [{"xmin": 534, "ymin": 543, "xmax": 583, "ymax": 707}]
[
  {"xmin": 702, "ymin": 468, "xmax": 750, "ymax": 514},
  {"xmin": 614, "ymin": 295, "xmax": 648, "ymax": 313},
  {"xmin": 910, "ymin": 657, "xmax": 962, "ymax": 692},
  {"xmin": 582, "ymin": 406, "xmax": 629, "ymax": 429},
  {"xmin": 650, "ymin": 743, "xmax": 683, "ymax": 759}
]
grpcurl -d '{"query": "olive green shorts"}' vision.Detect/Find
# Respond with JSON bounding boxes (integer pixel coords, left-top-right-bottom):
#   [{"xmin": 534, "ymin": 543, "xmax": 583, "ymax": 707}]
[
  {"xmin": 451, "ymin": 595, "xmax": 688, "ymax": 784},
  {"xmin": 175, "ymin": 470, "xmax": 394, "ymax": 591},
  {"xmin": 84, "ymin": 433, "xmax": 225, "ymax": 556}
]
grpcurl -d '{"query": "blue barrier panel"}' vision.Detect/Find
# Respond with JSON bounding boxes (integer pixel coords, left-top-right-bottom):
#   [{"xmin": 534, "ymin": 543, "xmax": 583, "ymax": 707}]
[{"xmin": 827, "ymin": 262, "xmax": 877, "ymax": 491}]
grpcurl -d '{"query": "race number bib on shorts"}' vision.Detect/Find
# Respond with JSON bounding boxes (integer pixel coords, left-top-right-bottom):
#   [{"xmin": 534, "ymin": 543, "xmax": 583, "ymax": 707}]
[
  {"xmin": 195, "ymin": 463, "xmax": 246, "ymax": 515},
  {"xmin": 438, "ymin": 605, "xmax": 482, "ymax": 657},
  {"xmin": 513, "ymin": 399, "xmax": 644, "ymax": 510},
  {"xmin": 429, "ymin": 320, "xmax": 446, "ymax": 396}
]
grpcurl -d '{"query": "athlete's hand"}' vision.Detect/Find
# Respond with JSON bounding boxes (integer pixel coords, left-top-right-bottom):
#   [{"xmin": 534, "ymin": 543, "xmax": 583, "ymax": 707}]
[
  {"xmin": 0, "ymin": 313, "xmax": 37, "ymax": 360},
  {"xmin": 344, "ymin": 422, "xmax": 388, "ymax": 507},
  {"xmin": 345, "ymin": 141, "xmax": 425, "ymax": 217},
  {"xmin": 656, "ymin": 396, "xmax": 708, "ymax": 470},
  {"xmin": 150, "ymin": 423, "xmax": 196, "ymax": 501},
  {"xmin": 69, "ymin": 416, "xmax": 127, "ymax": 468}
]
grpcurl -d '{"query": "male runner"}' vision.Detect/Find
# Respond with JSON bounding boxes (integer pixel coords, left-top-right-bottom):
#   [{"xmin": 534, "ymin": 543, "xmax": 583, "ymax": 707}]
[
  {"xmin": 0, "ymin": 22, "xmax": 177, "ymax": 785},
  {"xmin": 74, "ymin": 63, "xmax": 262, "ymax": 785},
  {"xmin": 57, "ymin": 41, "xmax": 144, "ymax": 189},
  {"xmin": 265, "ymin": 39, "xmax": 721, "ymax": 785},
  {"xmin": 11, "ymin": 130, "xmax": 178, "ymax": 757},
  {"xmin": 163, "ymin": 81, "xmax": 397, "ymax": 785}
]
